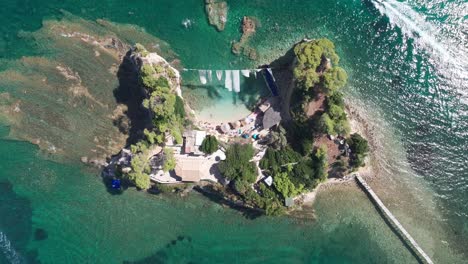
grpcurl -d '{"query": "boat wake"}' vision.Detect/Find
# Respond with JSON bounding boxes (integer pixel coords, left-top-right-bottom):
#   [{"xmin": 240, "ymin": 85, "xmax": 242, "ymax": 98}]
[
  {"xmin": 371, "ymin": 0, "xmax": 467, "ymax": 72},
  {"xmin": 182, "ymin": 18, "xmax": 193, "ymax": 29},
  {"xmin": 0, "ymin": 231, "xmax": 24, "ymax": 264}
]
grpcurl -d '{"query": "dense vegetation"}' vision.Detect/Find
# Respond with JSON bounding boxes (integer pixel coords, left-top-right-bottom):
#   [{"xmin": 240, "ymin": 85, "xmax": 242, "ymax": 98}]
[
  {"xmin": 121, "ymin": 44, "xmax": 186, "ymax": 190},
  {"xmin": 347, "ymin": 133, "xmax": 369, "ymax": 168},
  {"xmin": 319, "ymin": 92, "xmax": 350, "ymax": 136},
  {"xmin": 288, "ymin": 39, "xmax": 368, "ymax": 174},
  {"xmin": 230, "ymin": 38, "xmax": 368, "ymax": 212},
  {"xmin": 218, "ymin": 143, "xmax": 257, "ymax": 183},
  {"xmin": 200, "ymin": 135, "xmax": 219, "ymax": 155},
  {"xmin": 293, "ymin": 39, "xmax": 347, "ymax": 97}
]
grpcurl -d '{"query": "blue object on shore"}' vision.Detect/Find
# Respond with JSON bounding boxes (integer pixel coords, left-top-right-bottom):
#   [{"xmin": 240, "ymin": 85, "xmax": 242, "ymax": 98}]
[
  {"xmin": 111, "ymin": 179, "xmax": 121, "ymax": 189},
  {"xmin": 262, "ymin": 68, "xmax": 280, "ymax": 97}
]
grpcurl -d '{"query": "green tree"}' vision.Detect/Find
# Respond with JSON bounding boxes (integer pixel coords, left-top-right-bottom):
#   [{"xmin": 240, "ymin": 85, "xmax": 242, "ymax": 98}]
[
  {"xmin": 174, "ymin": 96, "xmax": 186, "ymax": 119},
  {"xmin": 322, "ymin": 67, "xmax": 348, "ymax": 94},
  {"xmin": 347, "ymin": 133, "xmax": 369, "ymax": 154},
  {"xmin": 319, "ymin": 113, "xmax": 335, "ymax": 135},
  {"xmin": 144, "ymin": 129, "xmax": 158, "ymax": 144},
  {"xmin": 290, "ymin": 159, "xmax": 316, "ymax": 188},
  {"xmin": 268, "ymin": 125, "xmax": 288, "ymax": 150},
  {"xmin": 127, "ymin": 154, "xmax": 151, "ymax": 190},
  {"xmin": 293, "ymin": 38, "xmax": 343, "ymax": 93},
  {"xmin": 218, "ymin": 143, "xmax": 257, "ymax": 183},
  {"xmin": 163, "ymin": 148, "xmax": 176, "ymax": 172},
  {"xmin": 328, "ymin": 104, "xmax": 345, "ymax": 120},
  {"xmin": 347, "ymin": 133, "xmax": 369, "ymax": 168},
  {"xmin": 333, "ymin": 119, "xmax": 350, "ymax": 136},
  {"xmin": 140, "ymin": 64, "xmax": 157, "ymax": 89},
  {"xmin": 200, "ymin": 135, "xmax": 219, "ymax": 155},
  {"xmin": 134, "ymin": 43, "xmax": 149, "ymax": 57},
  {"xmin": 273, "ymin": 171, "xmax": 304, "ymax": 198},
  {"xmin": 315, "ymin": 38, "xmax": 339, "ymax": 66},
  {"xmin": 327, "ymin": 92, "xmax": 345, "ymax": 108},
  {"xmin": 259, "ymin": 147, "xmax": 301, "ymax": 173},
  {"xmin": 314, "ymin": 145, "xmax": 329, "ymax": 181}
]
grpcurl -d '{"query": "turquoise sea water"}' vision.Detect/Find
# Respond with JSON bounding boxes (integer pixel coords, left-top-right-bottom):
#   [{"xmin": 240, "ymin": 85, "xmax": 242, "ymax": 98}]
[{"xmin": 0, "ymin": 0, "xmax": 467, "ymax": 263}]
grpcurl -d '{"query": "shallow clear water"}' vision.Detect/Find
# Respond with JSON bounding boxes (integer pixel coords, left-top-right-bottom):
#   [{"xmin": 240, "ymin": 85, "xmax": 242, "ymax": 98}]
[{"xmin": 0, "ymin": 0, "xmax": 467, "ymax": 263}]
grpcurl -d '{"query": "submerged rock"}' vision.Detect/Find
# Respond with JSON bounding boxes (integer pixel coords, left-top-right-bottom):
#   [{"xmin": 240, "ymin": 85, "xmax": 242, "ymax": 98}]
[
  {"xmin": 232, "ymin": 16, "xmax": 258, "ymax": 60},
  {"xmin": 0, "ymin": 12, "xmax": 178, "ymax": 162},
  {"xmin": 205, "ymin": 0, "xmax": 228, "ymax": 31}
]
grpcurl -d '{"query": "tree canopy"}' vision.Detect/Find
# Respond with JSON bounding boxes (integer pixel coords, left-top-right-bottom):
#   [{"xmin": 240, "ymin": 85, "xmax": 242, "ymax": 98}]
[
  {"xmin": 259, "ymin": 147, "xmax": 301, "ymax": 174},
  {"xmin": 293, "ymin": 38, "xmax": 344, "ymax": 93},
  {"xmin": 163, "ymin": 148, "xmax": 176, "ymax": 172},
  {"xmin": 127, "ymin": 154, "xmax": 151, "ymax": 190},
  {"xmin": 273, "ymin": 171, "xmax": 304, "ymax": 198},
  {"xmin": 313, "ymin": 145, "xmax": 329, "ymax": 181},
  {"xmin": 347, "ymin": 133, "xmax": 369, "ymax": 168},
  {"xmin": 322, "ymin": 67, "xmax": 348, "ymax": 94},
  {"xmin": 200, "ymin": 135, "xmax": 219, "ymax": 155},
  {"xmin": 218, "ymin": 143, "xmax": 257, "ymax": 183}
]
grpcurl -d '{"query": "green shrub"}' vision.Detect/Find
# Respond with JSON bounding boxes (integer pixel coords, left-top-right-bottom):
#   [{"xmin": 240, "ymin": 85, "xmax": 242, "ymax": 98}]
[
  {"xmin": 134, "ymin": 43, "xmax": 149, "ymax": 57},
  {"xmin": 259, "ymin": 147, "xmax": 301, "ymax": 173},
  {"xmin": 167, "ymin": 68, "xmax": 177, "ymax": 79},
  {"xmin": 174, "ymin": 96, "xmax": 186, "ymax": 119},
  {"xmin": 273, "ymin": 171, "xmax": 304, "ymax": 198},
  {"xmin": 322, "ymin": 67, "xmax": 348, "ymax": 94},
  {"xmin": 200, "ymin": 135, "xmax": 219, "ymax": 155},
  {"xmin": 319, "ymin": 113, "xmax": 335, "ymax": 135},
  {"xmin": 163, "ymin": 148, "xmax": 176, "ymax": 172},
  {"xmin": 347, "ymin": 133, "xmax": 369, "ymax": 154},
  {"xmin": 126, "ymin": 154, "xmax": 151, "ymax": 190},
  {"xmin": 154, "ymin": 64, "xmax": 165, "ymax": 74},
  {"xmin": 314, "ymin": 145, "xmax": 328, "ymax": 181},
  {"xmin": 347, "ymin": 133, "xmax": 369, "ymax": 168},
  {"xmin": 290, "ymin": 159, "xmax": 316, "ymax": 188},
  {"xmin": 327, "ymin": 92, "xmax": 345, "ymax": 108}
]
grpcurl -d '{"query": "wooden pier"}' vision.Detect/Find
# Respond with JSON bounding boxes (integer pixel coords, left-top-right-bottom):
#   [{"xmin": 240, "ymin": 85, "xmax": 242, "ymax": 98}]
[{"xmin": 355, "ymin": 175, "xmax": 434, "ymax": 264}]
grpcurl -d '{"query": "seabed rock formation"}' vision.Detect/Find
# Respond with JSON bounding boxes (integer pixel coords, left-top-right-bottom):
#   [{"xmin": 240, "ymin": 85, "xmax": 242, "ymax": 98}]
[
  {"xmin": 0, "ymin": 12, "xmax": 177, "ymax": 163},
  {"xmin": 205, "ymin": 0, "xmax": 228, "ymax": 31},
  {"xmin": 232, "ymin": 16, "xmax": 258, "ymax": 60}
]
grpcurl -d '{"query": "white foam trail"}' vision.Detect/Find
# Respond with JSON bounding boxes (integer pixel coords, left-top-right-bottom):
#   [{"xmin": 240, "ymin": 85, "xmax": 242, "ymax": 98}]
[
  {"xmin": 241, "ymin": 70, "xmax": 250, "ymax": 78},
  {"xmin": 0, "ymin": 231, "xmax": 24, "ymax": 264},
  {"xmin": 372, "ymin": 0, "xmax": 467, "ymax": 70},
  {"xmin": 224, "ymin": 70, "xmax": 232, "ymax": 91},
  {"xmin": 216, "ymin": 70, "xmax": 223, "ymax": 81},
  {"xmin": 199, "ymin": 70, "xmax": 207, "ymax": 84},
  {"xmin": 233, "ymin": 70, "xmax": 241, "ymax": 93}
]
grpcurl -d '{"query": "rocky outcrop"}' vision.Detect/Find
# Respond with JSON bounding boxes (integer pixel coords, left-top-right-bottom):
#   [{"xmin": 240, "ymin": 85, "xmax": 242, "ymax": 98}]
[
  {"xmin": 129, "ymin": 46, "xmax": 183, "ymax": 97},
  {"xmin": 232, "ymin": 16, "xmax": 258, "ymax": 60},
  {"xmin": 205, "ymin": 0, "xmax": 228, "ymax": 31}
]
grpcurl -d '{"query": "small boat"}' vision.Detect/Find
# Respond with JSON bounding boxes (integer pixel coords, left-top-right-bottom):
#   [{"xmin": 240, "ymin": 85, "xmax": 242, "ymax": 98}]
[{"xmin": 111, "ymin": 179, "xmax": 121, "ymax": 189}]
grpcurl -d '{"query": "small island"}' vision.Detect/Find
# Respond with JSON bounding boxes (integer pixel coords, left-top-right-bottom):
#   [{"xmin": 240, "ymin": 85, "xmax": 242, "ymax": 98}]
[
  {"xmin": 204, "ymin": 0, "xmax": 228, "ymax": 31},
  {"xmin": 104, "ymin": 39, "xmax": 369, "ymax": 216}
]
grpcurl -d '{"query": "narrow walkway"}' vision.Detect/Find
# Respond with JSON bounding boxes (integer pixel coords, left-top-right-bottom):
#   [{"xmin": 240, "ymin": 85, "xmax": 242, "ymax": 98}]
[{"xmin": 355, "ymin": 175, "xmax": 433, "ymax": 264}]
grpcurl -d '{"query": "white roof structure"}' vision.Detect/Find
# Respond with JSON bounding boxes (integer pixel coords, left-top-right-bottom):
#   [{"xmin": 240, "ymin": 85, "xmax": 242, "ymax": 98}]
[
  {"xmin": 183, "ymin": 130, "xmax": 207, "ymax": 154},
  {"xmin": 195, "ymin": 131, "xmax": 207, "ymax": 146},
  {"xmin": 264, "ymin": 176, "xmax": 273, "ymax": 186}
]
